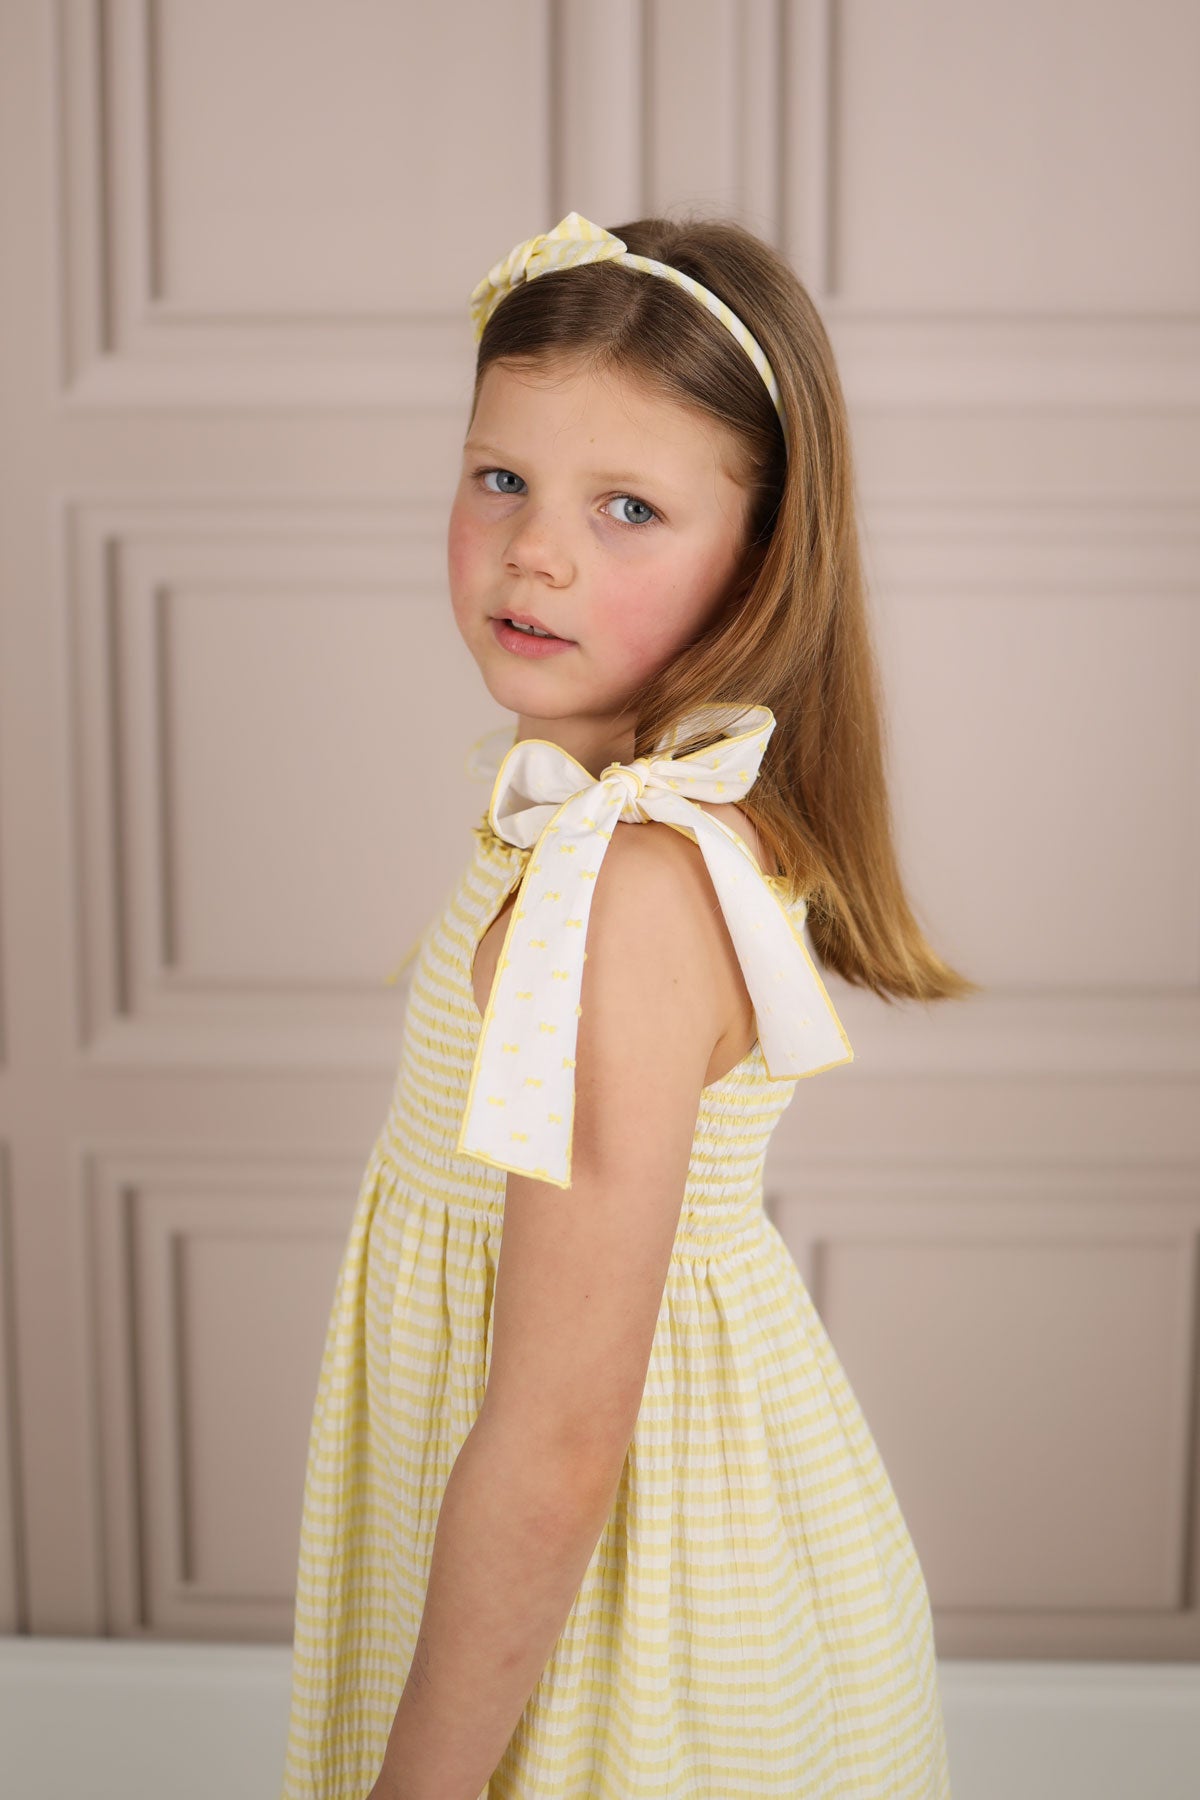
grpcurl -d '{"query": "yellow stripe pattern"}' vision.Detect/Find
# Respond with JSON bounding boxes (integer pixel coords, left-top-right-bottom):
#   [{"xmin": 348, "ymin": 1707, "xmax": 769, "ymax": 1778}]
[{"xmin": 280, "ymin": 824, "xmax": 953, "ymax": 1799}]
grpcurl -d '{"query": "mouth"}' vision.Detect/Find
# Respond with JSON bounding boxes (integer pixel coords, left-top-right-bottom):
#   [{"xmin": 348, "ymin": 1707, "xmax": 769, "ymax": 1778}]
[
  {"xmin": 491, "ymin": 614, "xmax": 575, "ymax": 644},
  {"xmin": 490, "ymin": 616, "xmax": 577, "ymax": 655}
]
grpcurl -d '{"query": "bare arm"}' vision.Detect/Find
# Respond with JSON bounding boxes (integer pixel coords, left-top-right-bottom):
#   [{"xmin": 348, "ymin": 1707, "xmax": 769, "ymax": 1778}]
[
  {"xmin": 367, "ymin": 1415, "xmax": 622, "ymax": 1800},
  {"xmin": 369, "ymin": 822, "xmax": 732, "ymax": 1800}
]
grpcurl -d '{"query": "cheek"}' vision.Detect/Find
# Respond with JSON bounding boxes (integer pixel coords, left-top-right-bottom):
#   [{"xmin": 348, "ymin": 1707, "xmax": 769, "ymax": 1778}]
[
  {"xmin": 593, "ymin": 545, "xmax": 733, "ymax": 663},
  {"xmin": 447, "ymin": 502, "xmax": 486, "ymax": 599},
  {"xmin": 588, "ymin": 568, "xmax": 670, "ymax": 664}
]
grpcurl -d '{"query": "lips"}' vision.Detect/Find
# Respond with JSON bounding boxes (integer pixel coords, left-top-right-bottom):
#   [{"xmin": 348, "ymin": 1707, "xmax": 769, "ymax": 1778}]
[
  {"xmin": 493, "ymin": 611, "xmax": 573, "ymax": 642},
  {"xmin": 491, "ymin": 617, "xmax": 576, "ymax": 657}
]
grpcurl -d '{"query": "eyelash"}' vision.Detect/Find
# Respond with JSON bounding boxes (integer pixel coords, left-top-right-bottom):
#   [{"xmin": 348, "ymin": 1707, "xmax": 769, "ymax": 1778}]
[{"xmin": 474, "ymin": 467, "xmax": 660, "ymax": 530}]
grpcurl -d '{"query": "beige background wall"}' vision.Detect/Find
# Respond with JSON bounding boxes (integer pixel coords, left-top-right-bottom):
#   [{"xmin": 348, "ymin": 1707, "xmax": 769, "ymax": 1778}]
[{"xmin": 0, "ymin": 0, "xmax": 1197, "ymax": 1662}]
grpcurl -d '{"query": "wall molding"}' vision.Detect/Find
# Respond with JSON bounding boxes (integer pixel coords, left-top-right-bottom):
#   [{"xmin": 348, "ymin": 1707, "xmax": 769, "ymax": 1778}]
[
  {"xmin": 55, "ymin": 491, "xmax": 1200, "ymax": 1075},
  {"xmin": 59, "ymin": 494, "xmax": 469, "ymax": 1071},
  {"xmin": 766, "ymin": 1156, "xmax": 1200, "ymax": 1659},
  {"xmin": 0, "ymin": 1148, "xmax": 26, "ymax": 1632},
  {"xmin": 81, "ymin": 1145, "xmax": 360, "ymax": 1637},
  {"xmin": 51, "ymin": 0, "xmax": 534, "ymax": 408},
  {"xmin": 51, "ymin": 0, "xmax": 1200, "ymax": 411}
]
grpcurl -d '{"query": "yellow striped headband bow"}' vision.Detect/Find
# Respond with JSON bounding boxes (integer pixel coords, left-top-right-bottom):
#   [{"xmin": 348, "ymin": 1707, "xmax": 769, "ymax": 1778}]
[{"xmin": 469, "ymin": 211, "xmax": 786, "ymax": 436}]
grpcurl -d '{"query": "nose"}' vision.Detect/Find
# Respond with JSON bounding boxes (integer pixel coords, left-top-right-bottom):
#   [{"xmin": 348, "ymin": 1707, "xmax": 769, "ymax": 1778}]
[{"xmin": 503, "ymin": 504, "xmax": 574, "ymax": 588}]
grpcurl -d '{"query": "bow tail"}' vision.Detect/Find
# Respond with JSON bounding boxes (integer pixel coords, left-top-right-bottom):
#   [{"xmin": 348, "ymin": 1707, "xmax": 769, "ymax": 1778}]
[
  {"xmin": 654, "ymin": 797, "xmax": 854, "ymax": 1080},
  {"xmin": 455, "ymin": 792, "xmax": 621, "ymax": 1189}
]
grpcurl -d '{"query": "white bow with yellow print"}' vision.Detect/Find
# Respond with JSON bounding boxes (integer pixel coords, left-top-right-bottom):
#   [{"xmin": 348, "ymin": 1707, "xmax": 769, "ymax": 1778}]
[{"xmin": 456, "ymin": 703, "xmax": 853, "ymax": 1189}]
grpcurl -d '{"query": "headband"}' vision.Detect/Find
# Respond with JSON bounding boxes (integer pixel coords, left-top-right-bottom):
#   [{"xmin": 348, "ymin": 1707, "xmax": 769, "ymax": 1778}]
[{"xmin": 468, "ymin": 210, "xmax": 786, "ymax": 435}]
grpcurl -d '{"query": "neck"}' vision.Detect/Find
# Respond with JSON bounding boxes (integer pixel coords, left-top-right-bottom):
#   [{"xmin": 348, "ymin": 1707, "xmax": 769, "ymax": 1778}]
[{"xmin": 513, "ymin": 708, "xmax": 639, "ymax": 779}]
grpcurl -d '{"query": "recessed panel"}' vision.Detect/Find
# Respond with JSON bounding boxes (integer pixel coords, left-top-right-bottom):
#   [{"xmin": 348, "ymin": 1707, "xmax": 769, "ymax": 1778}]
[
  {"xmin": 817, "ymin": 1233, "xmax": 1191, "ymax": 1611},
  {"xmin": 877, "ymin": 589, "xmax": 1200, "ymax": 989},
  {"xmin": 161, "ymin": 579, "xmax": 467, "ymax": 984},
  {"xmin": 173, "ymin": 1228, "xmax": 340, "ymax": 1600},
  {"xmin": 67, "ymin": 501, "xmax": 520, "ymax": 1060},
  {"xmin": 152, "ymin": 0, "xmax": 550, "ymax": 312},
  {"xmin": 121, "ymin": 1172, "xmax": 360, "ymax": 1636},
  {"xmin": 835, "ymin": 0, "xmax": 1200, "ymax": 309}
]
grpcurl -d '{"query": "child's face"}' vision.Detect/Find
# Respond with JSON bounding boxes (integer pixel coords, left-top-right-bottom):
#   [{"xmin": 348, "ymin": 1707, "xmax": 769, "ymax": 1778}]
[{"xmin": 448, "ymin": 353, "xmax": 752, "ymax": 740}]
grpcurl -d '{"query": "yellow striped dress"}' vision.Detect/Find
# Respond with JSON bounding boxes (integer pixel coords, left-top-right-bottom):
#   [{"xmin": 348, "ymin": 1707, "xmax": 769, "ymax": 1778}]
[{"xmin": 280, "ymin": 815, "xmax": 953, "ymax": 1799}]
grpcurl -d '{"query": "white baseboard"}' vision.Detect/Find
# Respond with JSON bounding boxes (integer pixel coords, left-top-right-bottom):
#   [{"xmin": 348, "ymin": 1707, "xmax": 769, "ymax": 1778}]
[
  {"xmin": 938, "ymin": 1658, "xmax": 1200, "ymax": 1800},
  {"xmin": 0, "ymin": 1639, "xmax": 1197, "ymax": 1799},
  {"xmin": 0, "ymin": 1639, "xmax": 289, "ymax": 1800}
]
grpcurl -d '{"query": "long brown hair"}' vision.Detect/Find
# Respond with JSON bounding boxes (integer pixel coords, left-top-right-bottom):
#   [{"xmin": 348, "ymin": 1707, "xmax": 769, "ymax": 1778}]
[{"xmin": 471, "ymin": 216, "xmax": 979, "ymax": 1006}]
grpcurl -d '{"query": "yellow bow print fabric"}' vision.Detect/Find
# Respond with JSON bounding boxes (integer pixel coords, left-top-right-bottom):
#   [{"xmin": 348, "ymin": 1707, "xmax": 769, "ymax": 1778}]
[{"xmin": 456, "ymin": 704, "xmax": 853, "ymax": 1189}]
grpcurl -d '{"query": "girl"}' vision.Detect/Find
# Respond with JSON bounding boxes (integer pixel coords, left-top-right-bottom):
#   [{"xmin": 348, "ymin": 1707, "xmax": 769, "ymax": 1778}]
[{"xmin": 281, "ymin": 212, "xmax": 975, "ymax": 1800}]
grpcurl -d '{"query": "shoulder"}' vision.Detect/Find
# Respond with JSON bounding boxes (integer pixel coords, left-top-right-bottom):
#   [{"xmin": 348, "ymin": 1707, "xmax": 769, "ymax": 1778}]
[
  {"xmin": 690, "ymin": 799, "xmax": 778, "ymax": 878},
  {"xmin": 581, "ymin": 807, "xmax": 769, "ymax": 1045},
  {"xmin": 566, "ymin": 820, "xmax": 725, "ymax": 1161},
  {"xmin": 594, "ymin": 800, "xmax": 772, "ymax": 898},
  {"xmin": 585, "ymin": 816, "xmax": 727, "ymax": 1002},
  {"xmin": 591, "ymin": 813, "xmax": 716, "ymax": 914}
]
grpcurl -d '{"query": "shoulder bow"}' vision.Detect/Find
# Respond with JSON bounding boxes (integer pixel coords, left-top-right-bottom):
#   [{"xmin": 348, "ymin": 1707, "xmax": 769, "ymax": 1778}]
[{"xmin": 457, "ymin": 704, "xmax": 852, "ymax": 1188}]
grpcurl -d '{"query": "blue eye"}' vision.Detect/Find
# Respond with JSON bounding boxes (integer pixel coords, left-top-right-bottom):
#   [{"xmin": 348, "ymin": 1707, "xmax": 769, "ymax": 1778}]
[
  {"xmin": 480, "ymin": 469, "xmax": 525, "ymax": 495},
  {"xmin": 604, "ymin": 495, "xmax": 657, "ymax": 527}
]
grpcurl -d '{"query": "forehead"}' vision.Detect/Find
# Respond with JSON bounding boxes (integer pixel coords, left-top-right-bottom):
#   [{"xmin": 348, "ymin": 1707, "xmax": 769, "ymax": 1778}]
[{"xmin": 471, "ymin": 354, "xmax": 749, "ymax": 488}]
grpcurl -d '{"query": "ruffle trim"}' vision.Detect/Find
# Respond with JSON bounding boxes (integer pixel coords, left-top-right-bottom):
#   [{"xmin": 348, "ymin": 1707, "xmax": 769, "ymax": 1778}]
[{"xmin": 471, "ymin": 814, "xmax": 531, "ymax": 856}]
